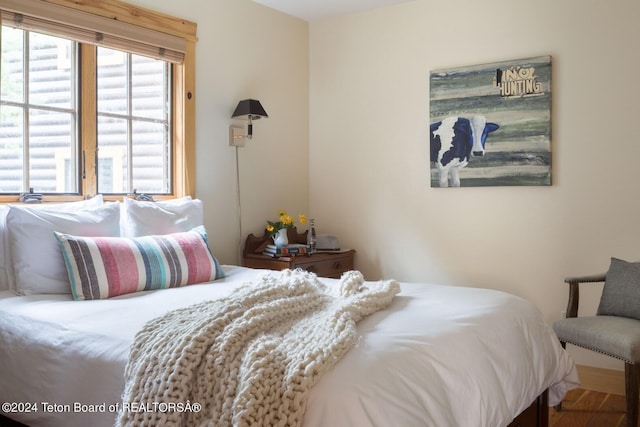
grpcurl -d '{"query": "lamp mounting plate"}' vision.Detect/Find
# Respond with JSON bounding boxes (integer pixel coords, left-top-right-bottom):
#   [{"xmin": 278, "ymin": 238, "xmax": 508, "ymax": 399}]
[{"xmin": 229, "ymin": 125, "xmax": 245, "ymax": 147}]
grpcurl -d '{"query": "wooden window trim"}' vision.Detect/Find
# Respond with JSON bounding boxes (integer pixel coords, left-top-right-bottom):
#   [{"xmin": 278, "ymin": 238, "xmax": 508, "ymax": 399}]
[{"xmin": 0, "ymin": 0, "xmax": 197, "ymax": 203}]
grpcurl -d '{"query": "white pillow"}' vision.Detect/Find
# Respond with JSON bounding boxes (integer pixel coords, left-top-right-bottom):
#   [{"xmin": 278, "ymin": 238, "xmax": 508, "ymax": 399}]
[
  {"xmin": 1, "ymin": 196, "xmax": 104, "ymax": 292},
  {"xmin": 7, "ymin": 200, "xmax": 120, "ymax": 295},
  {"xmin": 122, "ymin": 197, "xmax": 204, "ymax": 237}
]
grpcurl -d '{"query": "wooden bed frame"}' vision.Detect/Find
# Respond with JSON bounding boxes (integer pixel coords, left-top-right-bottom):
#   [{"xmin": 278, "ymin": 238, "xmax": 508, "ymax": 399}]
[{"xmin": 507, "ymin": 389, "xmax": 549, "ymax": 427}]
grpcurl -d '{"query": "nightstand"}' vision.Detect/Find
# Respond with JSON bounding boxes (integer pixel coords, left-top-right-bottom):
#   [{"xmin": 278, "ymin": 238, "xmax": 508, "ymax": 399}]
[{"xmin": 242, "ymin": 228, "xmax": 356, "ymax": 279}]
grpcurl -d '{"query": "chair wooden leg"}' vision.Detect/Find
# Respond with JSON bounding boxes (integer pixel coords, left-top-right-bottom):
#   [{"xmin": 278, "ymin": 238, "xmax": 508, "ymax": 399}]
[{"xmin": 625, "ymin": 363, "xmax": 639, "ymax": 427}]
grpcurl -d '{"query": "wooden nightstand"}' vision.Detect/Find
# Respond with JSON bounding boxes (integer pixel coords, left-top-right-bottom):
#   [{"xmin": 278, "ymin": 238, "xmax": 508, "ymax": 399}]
[{"xmin": 242, "ymin": 227, "xmax": 356, "ymax": 279}]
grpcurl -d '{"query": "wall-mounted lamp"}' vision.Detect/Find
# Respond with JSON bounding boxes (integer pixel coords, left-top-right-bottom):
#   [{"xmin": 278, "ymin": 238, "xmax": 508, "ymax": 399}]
[
  {"xmin": 229, "ymin": 99, "xmax": 268, "ymax": 263},
  {"xmin": 230, "ymin": 99, "xmax": 268, "ymax": 146}
]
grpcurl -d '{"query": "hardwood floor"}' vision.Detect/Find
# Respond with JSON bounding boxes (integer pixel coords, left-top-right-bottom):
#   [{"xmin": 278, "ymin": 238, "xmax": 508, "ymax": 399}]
[{"xmin": 550, "ymin": 388, "xmax": 628, "ymax": 427}]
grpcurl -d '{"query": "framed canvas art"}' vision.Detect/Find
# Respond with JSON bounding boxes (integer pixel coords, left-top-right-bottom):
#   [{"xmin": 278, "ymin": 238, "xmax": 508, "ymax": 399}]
[{"xmin": 429, "ymin": 56, "xmax": 551, "ymax": 187}]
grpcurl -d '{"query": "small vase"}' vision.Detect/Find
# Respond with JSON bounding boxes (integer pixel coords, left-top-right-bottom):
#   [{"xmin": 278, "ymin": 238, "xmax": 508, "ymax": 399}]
[{"xmin": 273, "ymin": 228, "xmax": 289, "ymax": 247}]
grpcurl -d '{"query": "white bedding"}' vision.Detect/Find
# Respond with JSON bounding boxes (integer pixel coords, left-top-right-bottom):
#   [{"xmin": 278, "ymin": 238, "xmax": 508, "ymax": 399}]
[{"xmin": 0, "ymin": 265, "xmax": 578, "ymax": 427}]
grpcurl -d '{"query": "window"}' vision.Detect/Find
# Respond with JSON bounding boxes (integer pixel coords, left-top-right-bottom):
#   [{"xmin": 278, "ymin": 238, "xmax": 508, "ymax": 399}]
[
  {"xmin": 0, "ymin": 0, "xmax": 196, "ymax": 202},
  {"xmin": 0, "ymin": 27, "xmax": 78, "ymax": 194},
  {"xmin": 96, "ymin": 47, "xmax": 171, "ymax": 194}
]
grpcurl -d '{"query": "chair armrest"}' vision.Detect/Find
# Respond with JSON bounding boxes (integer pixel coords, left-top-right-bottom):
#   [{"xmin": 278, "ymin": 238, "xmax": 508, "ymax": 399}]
[
  {"xmin": 562, "ymin": 273, "xmax": 606, "ymax": 318},
  {"xmin": 564, "ymin": 273, "xmax": 606, "ymax": 284}
]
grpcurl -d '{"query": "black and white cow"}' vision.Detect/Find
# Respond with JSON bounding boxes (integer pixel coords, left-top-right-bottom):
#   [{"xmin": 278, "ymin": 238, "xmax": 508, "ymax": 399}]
[{"xmin": 430, "ymin": 116, "xmax": 499, "ymax": 187}]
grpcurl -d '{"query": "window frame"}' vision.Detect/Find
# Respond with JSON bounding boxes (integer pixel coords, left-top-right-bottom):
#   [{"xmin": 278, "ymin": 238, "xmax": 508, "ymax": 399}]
[{"xmin": 0, "ymin": 0, "xmax": 197, "ymax": 203}]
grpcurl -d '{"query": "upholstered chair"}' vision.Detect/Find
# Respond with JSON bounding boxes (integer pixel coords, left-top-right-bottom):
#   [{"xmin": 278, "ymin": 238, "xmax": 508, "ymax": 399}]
[{"xmin": 553, "ymin": 258, "xmax": 640, "ymax": 427}]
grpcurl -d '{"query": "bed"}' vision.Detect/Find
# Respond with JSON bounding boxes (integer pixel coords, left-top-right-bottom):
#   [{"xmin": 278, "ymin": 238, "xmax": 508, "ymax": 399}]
[{"xmin": 0, "ymin": 198, "xmax": 579, "ymax": 427}]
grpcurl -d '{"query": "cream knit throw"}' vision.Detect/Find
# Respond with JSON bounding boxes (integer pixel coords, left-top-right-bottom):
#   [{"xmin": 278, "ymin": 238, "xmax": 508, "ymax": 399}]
[{"xmin": 117, "ymin": 269, "xmax": 400, "ymax": 427}]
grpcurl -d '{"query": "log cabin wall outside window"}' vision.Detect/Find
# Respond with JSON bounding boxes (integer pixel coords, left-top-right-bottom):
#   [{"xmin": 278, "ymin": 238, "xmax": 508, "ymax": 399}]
[{"xmin": 0, "ymin": 0, "xmax": 197, "ymax": 202}]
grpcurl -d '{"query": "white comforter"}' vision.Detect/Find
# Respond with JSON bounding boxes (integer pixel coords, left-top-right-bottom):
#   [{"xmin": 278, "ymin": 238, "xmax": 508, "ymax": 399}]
[{"xmin": 0, "ymin": 266, "xmax": 578, "ymax": 427}]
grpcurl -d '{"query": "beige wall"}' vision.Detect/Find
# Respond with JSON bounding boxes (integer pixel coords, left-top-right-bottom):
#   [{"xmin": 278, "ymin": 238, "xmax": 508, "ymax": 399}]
[
  {"xmin": 128, "ymin": 0, "xmax": 640, "ymax": 371},
  {"xmin": 309, "ymin": 0, "xmax": 640, "ymax": 369},
  {"xmin": 128, "ymin": 0, "xmax": 310, "ymax": 265}
]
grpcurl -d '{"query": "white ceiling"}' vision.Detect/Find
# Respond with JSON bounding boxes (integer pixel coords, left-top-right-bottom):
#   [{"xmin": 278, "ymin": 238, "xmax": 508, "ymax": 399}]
[{"xmin": 253, "ymin": 0, "xmax": 414, "ymax": 21}]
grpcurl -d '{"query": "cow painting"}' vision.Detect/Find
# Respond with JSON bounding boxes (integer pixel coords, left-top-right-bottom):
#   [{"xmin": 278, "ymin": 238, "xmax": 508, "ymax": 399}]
[{"xmin": 430, "ymin": 116, "xmax": 499, "ymax": 187}]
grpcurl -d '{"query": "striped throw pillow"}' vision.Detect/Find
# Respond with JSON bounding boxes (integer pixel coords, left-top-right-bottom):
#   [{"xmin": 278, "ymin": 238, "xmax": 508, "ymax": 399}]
[{"xmin": 54, "ymin": 226, "xmax": 225, "ymax": 300}]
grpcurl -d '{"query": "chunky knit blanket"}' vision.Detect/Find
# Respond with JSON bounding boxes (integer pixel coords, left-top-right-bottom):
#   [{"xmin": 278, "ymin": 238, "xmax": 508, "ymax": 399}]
[{"xmin": 117, "ymin": 269, "xmax": 400, "ymax": 427}]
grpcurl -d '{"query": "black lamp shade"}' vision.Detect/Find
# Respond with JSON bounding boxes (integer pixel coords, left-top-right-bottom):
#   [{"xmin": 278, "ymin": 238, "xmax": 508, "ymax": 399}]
[{"xmin": 231, "ymin": 99, "xmax": 268, "ymax": 120}]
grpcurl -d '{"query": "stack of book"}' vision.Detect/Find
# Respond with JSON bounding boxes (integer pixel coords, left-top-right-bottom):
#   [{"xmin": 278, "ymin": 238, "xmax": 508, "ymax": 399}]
[{"xmin": 263, "ymin": 244, "xmax": 310, "ymax": 257}]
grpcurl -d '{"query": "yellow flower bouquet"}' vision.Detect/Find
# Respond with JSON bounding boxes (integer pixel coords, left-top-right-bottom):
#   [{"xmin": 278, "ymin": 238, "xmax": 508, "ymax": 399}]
[{"xmin": 266, "ymin": 210, "xmax": 307, "ymax": 237}]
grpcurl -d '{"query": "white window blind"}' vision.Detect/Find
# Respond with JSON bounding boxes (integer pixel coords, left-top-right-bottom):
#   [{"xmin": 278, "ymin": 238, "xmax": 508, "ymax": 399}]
[{"xmin": 0, "ymin": 0, "xmax": 186, "ymax": 63}]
